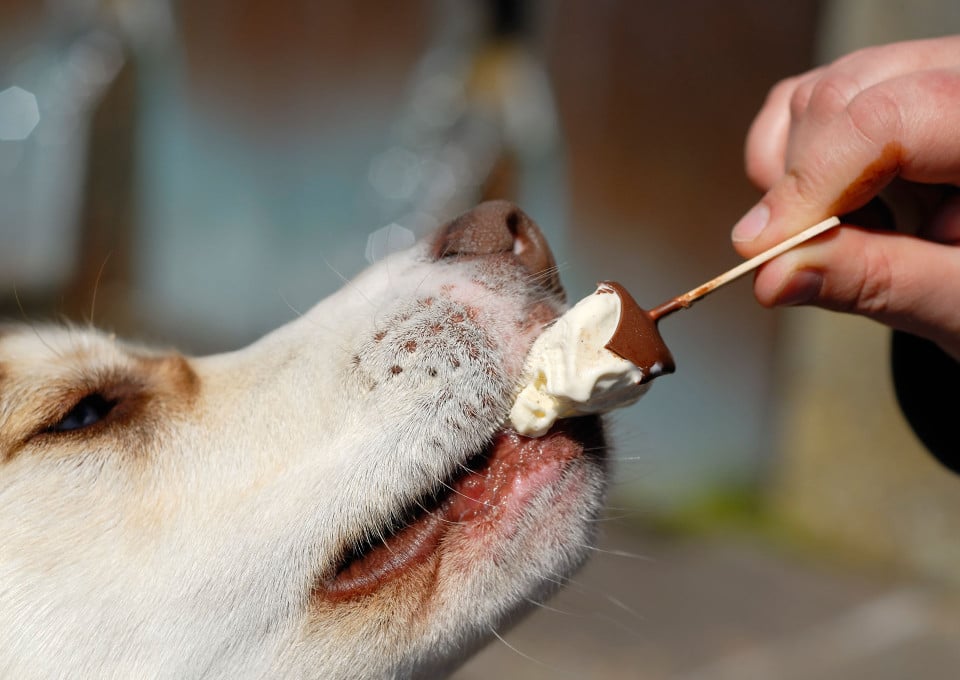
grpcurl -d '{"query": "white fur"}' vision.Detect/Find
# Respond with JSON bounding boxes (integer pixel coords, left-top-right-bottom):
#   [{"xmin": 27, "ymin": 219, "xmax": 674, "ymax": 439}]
[{"xmin": 0, "ymin": 237, "xmax": 609, "ymax": 679}]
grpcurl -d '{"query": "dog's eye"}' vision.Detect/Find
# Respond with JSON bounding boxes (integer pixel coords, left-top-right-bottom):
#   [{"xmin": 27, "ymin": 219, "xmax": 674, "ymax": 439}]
[{"xmin": 50, "ymin": 393, "xmax": 117, "ymax": 433}]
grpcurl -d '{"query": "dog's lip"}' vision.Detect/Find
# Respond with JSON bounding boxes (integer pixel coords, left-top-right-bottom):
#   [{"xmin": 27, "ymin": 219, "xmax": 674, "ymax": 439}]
[
  {"xmin": 444, "ymin": 425, "xmax": 592, "ymax": 525},
  {"xmin": 316, "ymin": 417, "xmax": 603, "ymax": 602}
]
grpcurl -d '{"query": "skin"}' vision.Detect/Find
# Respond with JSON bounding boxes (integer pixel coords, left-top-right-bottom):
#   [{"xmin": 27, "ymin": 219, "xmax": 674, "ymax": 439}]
[{"xmin": 732, "ymin": 35, "xmax": 960, "ymax": 360}]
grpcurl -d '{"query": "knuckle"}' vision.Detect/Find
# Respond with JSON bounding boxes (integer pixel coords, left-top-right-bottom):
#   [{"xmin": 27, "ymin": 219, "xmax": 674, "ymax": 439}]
[
  {"xmin": 850, "ymin": 245, "xmax": 894, "ymax": 316},
  {"xmin": 805, "ymin": 73, "xmax": 861, "ymax": 119},
  {"xmin": 782, "ymin": 165, "xmax": 821, "ymax": 208},
  {"xmin": 845, "ymin": 86, "xmax": 903, "ymax": 147},
  {"xmin": 788, "ymin": 79, "xmax": 815, "ymax": 119},
  {"xmin": 770, "ymin": 73, "xmax": 806, "ymax": 103}
]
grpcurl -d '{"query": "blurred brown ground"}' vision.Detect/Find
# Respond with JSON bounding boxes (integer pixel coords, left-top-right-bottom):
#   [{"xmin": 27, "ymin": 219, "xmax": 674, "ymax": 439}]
[{"xmin": 456, "ymin": 523, "xmax": 960, "ymax": 679}]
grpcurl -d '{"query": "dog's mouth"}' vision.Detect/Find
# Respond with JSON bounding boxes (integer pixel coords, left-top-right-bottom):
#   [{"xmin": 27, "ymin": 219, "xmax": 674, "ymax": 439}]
[{"xmin": 317, "ymin": 417, "xmax": 604, "ymax": 602}]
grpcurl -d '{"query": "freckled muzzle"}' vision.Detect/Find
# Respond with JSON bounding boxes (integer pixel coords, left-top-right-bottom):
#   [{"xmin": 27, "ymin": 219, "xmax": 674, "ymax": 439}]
[{"xmin": 315, "ymin": 203, "xmax": 608, "ymax": 604}]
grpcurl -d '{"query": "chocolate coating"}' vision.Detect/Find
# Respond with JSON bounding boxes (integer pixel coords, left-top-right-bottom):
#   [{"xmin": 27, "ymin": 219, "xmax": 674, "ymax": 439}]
[{"xmin": 600, "ymin": 281, "xmax": 676, "ymax": 384}]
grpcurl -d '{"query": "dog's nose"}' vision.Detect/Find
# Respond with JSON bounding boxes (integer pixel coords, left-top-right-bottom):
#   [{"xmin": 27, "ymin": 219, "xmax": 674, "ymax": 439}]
[{"xmin": 431, "ymin": 200, "xmax": 561, "ymax": 293}]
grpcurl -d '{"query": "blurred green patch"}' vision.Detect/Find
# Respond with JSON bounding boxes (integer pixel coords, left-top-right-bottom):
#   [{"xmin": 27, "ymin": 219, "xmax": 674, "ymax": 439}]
[
  {"xmin": 610, "ymin": 482, "xmax": 903, "ymax": 578},
  {"xmin": 639, "ymin": 482, "xmax": 771, "ymax": 537}
]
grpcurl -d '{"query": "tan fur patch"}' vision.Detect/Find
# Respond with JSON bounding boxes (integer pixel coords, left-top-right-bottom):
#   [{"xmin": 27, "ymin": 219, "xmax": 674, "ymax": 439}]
[{"xmin": 0, "ymin": 334, "xmax": 200, "ymax": 463}]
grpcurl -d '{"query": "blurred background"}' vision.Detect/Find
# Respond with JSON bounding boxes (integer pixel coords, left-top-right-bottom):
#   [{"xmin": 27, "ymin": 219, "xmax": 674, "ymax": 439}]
[{"xmin": 3, "ymin": 0, "xmax": 960, "ymax": 677}]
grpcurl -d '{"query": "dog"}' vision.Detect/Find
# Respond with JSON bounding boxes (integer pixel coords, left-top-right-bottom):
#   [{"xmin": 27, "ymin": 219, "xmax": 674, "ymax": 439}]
[{"xmin": 0, "ymin": 201, "xmax": 610, "ymax": 679}]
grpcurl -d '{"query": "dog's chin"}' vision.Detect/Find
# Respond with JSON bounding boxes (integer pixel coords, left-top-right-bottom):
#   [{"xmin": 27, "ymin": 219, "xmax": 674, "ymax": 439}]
[{"xmin": 315, "ymin": 416, "xmax": 606, "ymax": 603}]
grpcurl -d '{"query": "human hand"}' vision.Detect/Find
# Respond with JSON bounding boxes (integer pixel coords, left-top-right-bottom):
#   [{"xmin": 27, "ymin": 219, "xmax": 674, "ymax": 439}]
[{"xmin": 732, "ymin": 35, "xmax": 960, "ymax": 360}]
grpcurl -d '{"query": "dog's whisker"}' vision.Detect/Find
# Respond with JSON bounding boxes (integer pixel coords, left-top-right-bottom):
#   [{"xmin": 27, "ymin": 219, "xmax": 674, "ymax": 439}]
[
  {"xmin": 587, "ymin": 611, "xmax": 648, "ymax": 640},
  {"xmin": 541, "ymin": 569, "xmax": 618, "ymax": 601},
  {"xmin": 412, "ymin": 265, "xmax": 438, "ymax": 303},
  {"xmin": 522, "ymin": 264, "xmax": 565, "ymax": 289},
  {"xmin": 523, "ymin": 596, "xmax": 583, "ymax": 617},
  {"xmin": 87, "ymin": 252, "xmax": 113, "ymax": 328},
  {"xmin": 545, "ymin": 569, "xmax": 647, "ymax": 626},
  {"xmin": 527, "ymin": 596, "xmax": 647, "ymax": 642},
  {"xmin": 538, "ymin": 572, "xmax": 571, "ymax": 590},
  {"xmin": 585, "ymin": 512, "xmax": 644, "ymax": 524},
  {"xmin": 574, "ymin": 543, "xmax": 653, "ymax": 561},
  {"xmin": 597, "ymin": 504, "xmax": 642, "ymax": 513},
  {"xmin": 437, "ymin": 479, "xmax": 494, "ymax": 507},
  {"xmin": 600, "ymin": 593, "xmax": 645, "ymax": 624},
  {"xmin": 532, "ymin": 566, "xmax": 650, "ymax": 638},
  {"xmin": 319, "ymin": 253, "xmax": 376, "ymax": 311},
  {"xmin": 488, "ymin": 627, "xmax": 570, "ymax": 676},
  {"xmin": 522, "ymin": 592, "xmax": 642, "ymax": 641},
  {"xmin": 277, "ymin": 291, "xmax": 306, "ymax": 320},
  {"xmin": 612, "ymin": 454, "xmax": 653, "ymax": 462},
  {"xmin": 33, "ymin": 325, "xmax": 64, "ymax": 360},
  {"xmin": 371, "ymin": 526, "xmax": 396, "ymax": 556},
  {"xmin": 411, "ymin": 499, "xmax": 466, "ymax": 527}
]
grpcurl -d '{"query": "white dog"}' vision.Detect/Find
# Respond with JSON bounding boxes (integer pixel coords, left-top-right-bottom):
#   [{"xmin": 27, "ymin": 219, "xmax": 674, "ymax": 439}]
[{"xmin": 0, "ymin": 201, "xmax": 610, "ymax": 679}]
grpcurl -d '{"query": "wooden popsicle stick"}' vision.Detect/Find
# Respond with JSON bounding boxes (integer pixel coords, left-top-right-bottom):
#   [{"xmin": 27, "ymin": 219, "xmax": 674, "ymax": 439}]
[{"xmin": 649, "ymin": 215, "xmax": 841, "ymax": 321}]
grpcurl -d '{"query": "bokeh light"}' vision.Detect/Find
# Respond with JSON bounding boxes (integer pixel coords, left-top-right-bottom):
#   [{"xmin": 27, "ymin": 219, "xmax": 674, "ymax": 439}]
[
  {"xmin": 365, "ymin": 222, "xmax": 416, "ymax": 264},
  {"xmin": 0, "ymin": 86, "xmax": 40, "ymax": 141}
]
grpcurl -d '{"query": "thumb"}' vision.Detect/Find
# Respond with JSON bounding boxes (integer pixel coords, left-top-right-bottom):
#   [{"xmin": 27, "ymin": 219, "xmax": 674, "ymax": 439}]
[{"xmin": 754, "ymin": 226, "xmax": 960, "ymax": 360}]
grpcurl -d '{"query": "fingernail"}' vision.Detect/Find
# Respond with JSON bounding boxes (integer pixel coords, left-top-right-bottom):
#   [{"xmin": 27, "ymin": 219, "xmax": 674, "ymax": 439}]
[
  {"xmin": 775, "ymin": 269, "xmax": 823, "ymax": 306},
  {"xmin": 732, "ymin": 203, "xmax": 770, "ymax": 243}
]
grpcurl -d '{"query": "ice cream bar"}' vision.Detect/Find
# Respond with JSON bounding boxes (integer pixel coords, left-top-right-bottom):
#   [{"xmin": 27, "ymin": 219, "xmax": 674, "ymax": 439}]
[
  {"xmin": 508, "ymin": 282, "xmax": 672, "ymax": 437},
  {"xmin": 508, "ymin": 215, "xmax": 842, "ymax": 437}
]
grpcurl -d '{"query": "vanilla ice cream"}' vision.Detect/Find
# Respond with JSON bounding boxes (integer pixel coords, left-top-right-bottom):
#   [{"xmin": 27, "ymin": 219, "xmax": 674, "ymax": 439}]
[{"xmin": 508, "ymin": 282, "xmax": 674, "ymax": 437}]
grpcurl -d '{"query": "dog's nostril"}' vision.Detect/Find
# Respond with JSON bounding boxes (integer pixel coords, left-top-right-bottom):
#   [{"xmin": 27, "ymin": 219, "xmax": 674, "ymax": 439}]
[
  {"xmin": 431, "ymin": 200, "xmax": 561, "ymax": 294},
  {"xmin": 505, "ymin": 209, "xmax": 520, "ymax": 237},
  {"xmin": 431, "ymin": 201, "xmax": 515, "ymax": 259}
]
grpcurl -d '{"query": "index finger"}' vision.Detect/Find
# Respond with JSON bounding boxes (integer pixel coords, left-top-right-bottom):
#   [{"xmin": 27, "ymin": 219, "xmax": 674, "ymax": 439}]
[
  {"xmin": 745, "ymin": 68, "xmax": 823, "ymax": 190},
  {"xmin": 733, "ymin": 68, "xmax": 960, "ymax": 257}
]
